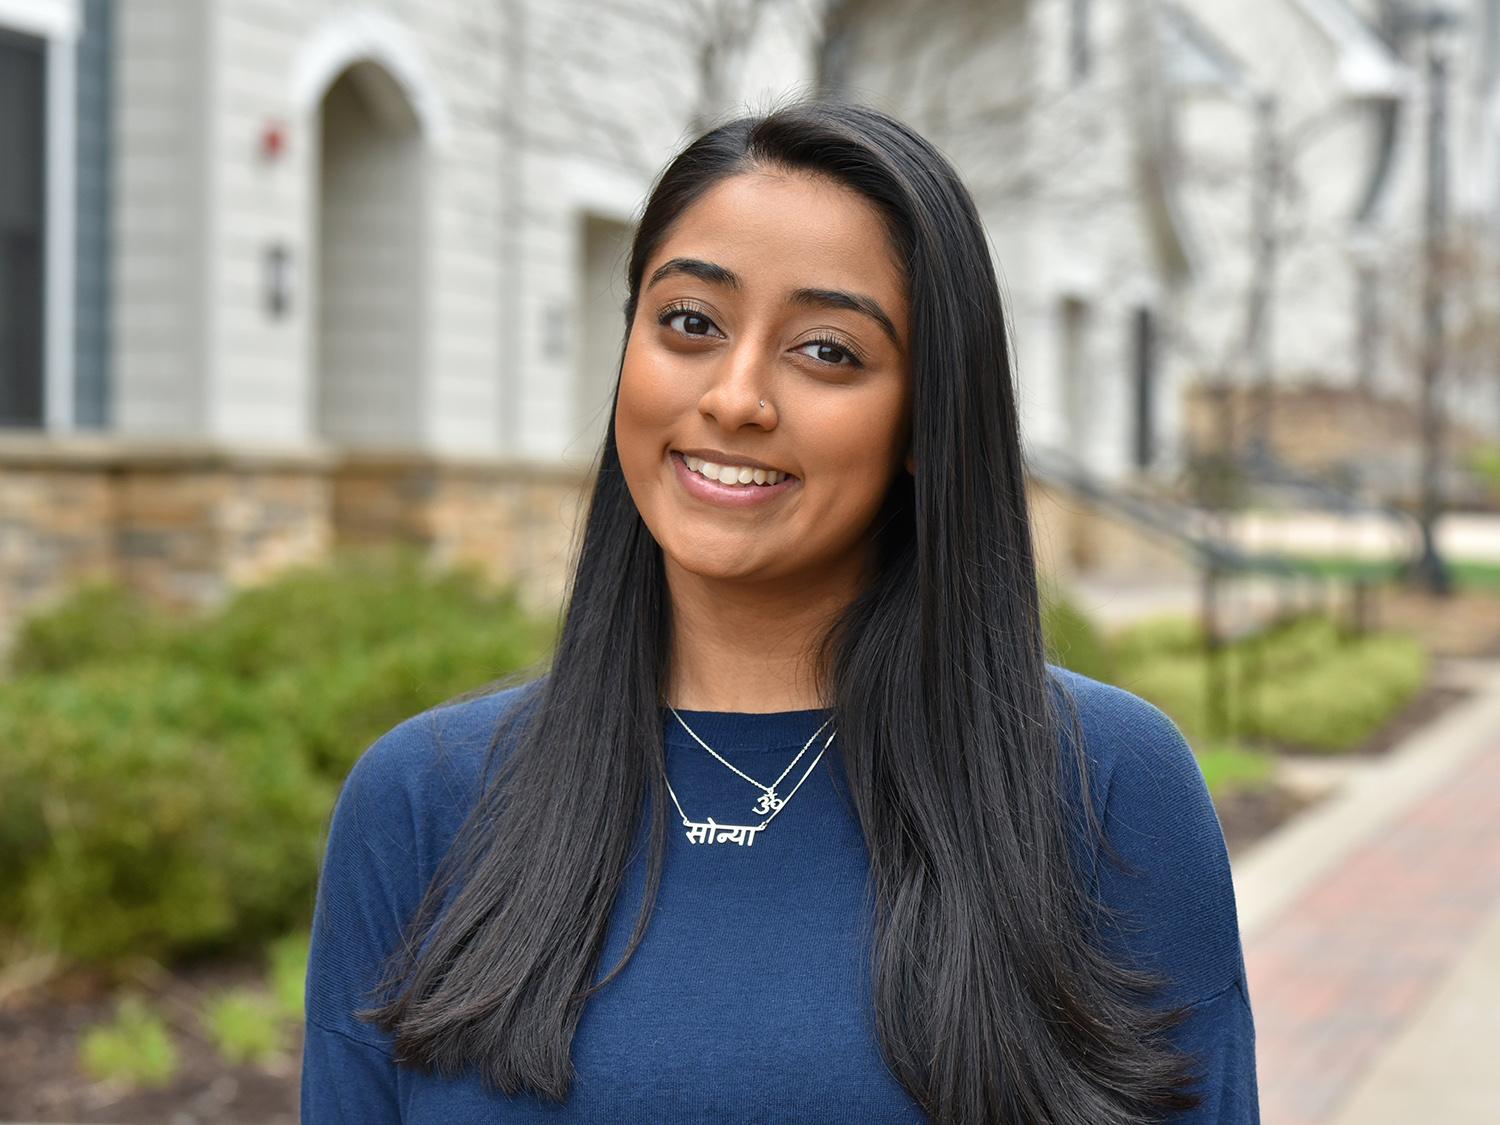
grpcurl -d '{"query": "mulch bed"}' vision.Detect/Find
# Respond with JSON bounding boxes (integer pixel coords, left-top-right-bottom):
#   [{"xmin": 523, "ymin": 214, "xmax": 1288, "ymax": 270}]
[
  {"xmin": 1216, "ymin": 785, "xmax": 1321, "ymax": 856},
  {"xmin": 0, "ymin": 674, "xmax": 1477, "ymax": 1122},
  {"xmin": 0, "ymin": 958, "xmax": 298, "ymax": 1124}
]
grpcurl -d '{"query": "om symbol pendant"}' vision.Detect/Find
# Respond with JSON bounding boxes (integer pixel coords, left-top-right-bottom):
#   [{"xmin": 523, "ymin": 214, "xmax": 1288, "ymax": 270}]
[{"xmin": 752, "ymin": 789, "xmax": 784, "ymax": 816}]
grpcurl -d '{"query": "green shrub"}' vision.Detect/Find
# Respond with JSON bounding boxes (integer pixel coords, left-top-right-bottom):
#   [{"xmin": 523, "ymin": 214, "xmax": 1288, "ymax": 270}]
[
  {"xmin": 1243, "ymin": 633, "xmax": 1427, "ymax": 752},
  {"xmin": 1118, "ymin": 615, "xmax": 1427, "ymax": 753},
  {"xmin": 7, "ymin": 582, "xmax": 180, "ymax": 676},
  {"xmin": 0, "ymin": 550, "xmax": 554, "ymax": 968},
  {"xmin": 0, "ymin": 664, "xmax": 332, "ymax": 962},
  {"xmin": 1109, "ymin": 615, "xmax": 1204, "ymax": 666},
  {"xmin": 1115, "ymin": 654, "xmax": 1217, "ymax": 744},
  {"xmin": 78, "ymin": 993, "xmax": 180, "ymax": 1088},
  {"xmin": 202, "ymin": 987, "xmax": 289, "ymax": 1066},
  {"xmin": 268, "ymin": 930, "xmax": 310, "ymax": 1020},
  {"xmin": 1244, "ymin": 616, "xmax": 1343, "ymax": 680},
  {"xmin": 1041, "ymin": 585, "xmax": 1114, "ymax": 683}
]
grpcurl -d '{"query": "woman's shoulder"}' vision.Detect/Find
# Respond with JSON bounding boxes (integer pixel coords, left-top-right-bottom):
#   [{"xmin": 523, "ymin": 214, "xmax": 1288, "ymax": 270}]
[
  {"xmin": 1044, "ymin": 662, "xmax": 1201, "ymax": 803},
  {"xmin": 332, "ymin": 677, "xmax": 546, "ymax": 872},
  {"xmin": 352, "ymin": 678, "xmax": 543, "ymax": 782}
]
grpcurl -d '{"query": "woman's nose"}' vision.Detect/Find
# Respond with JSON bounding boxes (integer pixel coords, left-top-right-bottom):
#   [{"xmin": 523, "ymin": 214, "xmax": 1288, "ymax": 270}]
[{"xmin": 697, "ymin": 338, "xmax": 775, "ymax": 429}]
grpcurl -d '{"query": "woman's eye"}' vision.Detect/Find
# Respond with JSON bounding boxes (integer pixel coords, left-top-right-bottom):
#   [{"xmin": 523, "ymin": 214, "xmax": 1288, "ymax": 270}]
[
  {"xmin": 663, "ymin": 310, "xmax": 721, "ymax": 337},
  {"xmin": 794, "ymin": 340, "xmax": 861, "ymax": 367}
]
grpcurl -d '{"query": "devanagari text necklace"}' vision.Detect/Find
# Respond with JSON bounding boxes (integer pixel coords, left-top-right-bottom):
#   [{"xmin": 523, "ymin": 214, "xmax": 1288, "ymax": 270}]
[{"xmin": 662, "ymin": 708, "xmax": 837, "ymax": 848}]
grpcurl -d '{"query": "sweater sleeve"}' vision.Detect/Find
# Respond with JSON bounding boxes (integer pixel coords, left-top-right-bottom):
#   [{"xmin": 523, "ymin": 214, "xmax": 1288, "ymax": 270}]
[
  {"xmin": 1161, "ymin": 977, "xmax": 1259, "ymax": 1124},
  {"xmin": 300, "ymin": 1019, "xmax": 401, "ymax": 1123},
  {"xmin": 1086, "ymin": 687, "xmax": 1260, "ymax": 1124},
  {"xmin": 300, "ymin": 720, "xmax": 426, "ymax": 1123}
]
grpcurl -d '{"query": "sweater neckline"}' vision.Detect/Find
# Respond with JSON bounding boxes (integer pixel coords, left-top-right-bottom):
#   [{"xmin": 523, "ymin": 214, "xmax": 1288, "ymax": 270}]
[{"xmin": 661, "ymin": 706, "xmax": 836, "ymax": 753}]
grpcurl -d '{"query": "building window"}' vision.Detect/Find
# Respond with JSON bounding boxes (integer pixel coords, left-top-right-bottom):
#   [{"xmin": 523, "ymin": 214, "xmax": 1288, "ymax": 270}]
[
  {"xmin": 1069, "ymin": 0, "xmax": 1092, "ymax": 83},
  {"xmin": 0, "ymin": 27, "xmax": 47, "ymax": 427}
]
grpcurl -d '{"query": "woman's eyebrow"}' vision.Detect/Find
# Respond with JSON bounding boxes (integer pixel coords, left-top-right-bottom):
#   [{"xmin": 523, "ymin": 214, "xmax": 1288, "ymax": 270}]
[
  {"xmin": 789, "ymin": 288, "xmax": 901, "ymax": 350},
  {"xmin": 647, "ymin": 257, "xmax": 740, "ymax": 290},
  {"xmin": 645, "ymin": 257, "xmax": 902, "ymax": 350}
]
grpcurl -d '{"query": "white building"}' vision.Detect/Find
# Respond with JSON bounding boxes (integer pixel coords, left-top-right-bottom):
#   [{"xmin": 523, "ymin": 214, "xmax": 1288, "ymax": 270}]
[
  {"xmin": 1170, "ymin": 0, "xmax": 1500, "ymax": 418},
  {"xmin": 7, "ymin": 0, "xmax": 1498, "ymax": 625},
  {"xmin": 8, "ymin": 0, "xmax": 1196, "ymax": 481},
  {"xmin": 826, "ymin": 0, "xmax": 1197, "ymax": 484},
  {"xmin": 102, "ymin": 0, "xmax": 824, "ymax": 464},
  {"xmin": 0, "ymin": 0, "xmax": 827, "ymax": 622}
]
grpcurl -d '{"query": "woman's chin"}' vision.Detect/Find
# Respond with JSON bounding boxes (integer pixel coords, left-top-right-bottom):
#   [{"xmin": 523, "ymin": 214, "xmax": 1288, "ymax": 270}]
[{"xmin": 662, "ymin": 541, "xmax": 782, "ymax": 585}]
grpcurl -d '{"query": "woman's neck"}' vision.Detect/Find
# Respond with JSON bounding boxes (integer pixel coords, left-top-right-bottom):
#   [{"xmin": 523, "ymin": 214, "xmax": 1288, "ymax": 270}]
[{"xmin": 663, "ymin": 558, "xmax": 858, "ymax": 713}]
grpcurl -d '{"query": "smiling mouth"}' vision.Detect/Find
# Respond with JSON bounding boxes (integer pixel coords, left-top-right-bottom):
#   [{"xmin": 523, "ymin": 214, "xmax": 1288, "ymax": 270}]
[{"xmin": 673, "ymin": 451, "xmax": 794, "ymax": 488}]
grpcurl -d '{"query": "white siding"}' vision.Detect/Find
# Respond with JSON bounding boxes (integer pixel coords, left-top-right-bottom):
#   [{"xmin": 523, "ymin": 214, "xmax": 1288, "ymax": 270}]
[{"xmin": 112, "ymin": 0, "xmax": 210, "ymax": 434}]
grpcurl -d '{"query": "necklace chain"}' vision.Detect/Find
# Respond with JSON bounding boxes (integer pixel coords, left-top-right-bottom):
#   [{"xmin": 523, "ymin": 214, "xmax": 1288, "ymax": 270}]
[
  {"xmin": 668, "ymin": 706, "xmax": 833, "ymax": 798},
  {"xmin": 662, "ymin": 706, "xmax": 836, "ymax": 847}
]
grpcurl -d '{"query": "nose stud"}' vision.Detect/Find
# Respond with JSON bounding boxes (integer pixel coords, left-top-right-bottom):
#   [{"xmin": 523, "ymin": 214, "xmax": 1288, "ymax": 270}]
[{"xmin": 759, "ymin": 400, "xmax": 766, "ymax": 408}]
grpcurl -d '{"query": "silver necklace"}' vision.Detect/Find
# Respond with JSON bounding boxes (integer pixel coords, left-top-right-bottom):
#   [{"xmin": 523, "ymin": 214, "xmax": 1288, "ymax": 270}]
[
  {"xmin": 669, "ymin": 706, "xmax": 833, "ymax": 816},
  {"xmin": 663, "ymin": 707, "xmax": 836, "ymax": 847}
]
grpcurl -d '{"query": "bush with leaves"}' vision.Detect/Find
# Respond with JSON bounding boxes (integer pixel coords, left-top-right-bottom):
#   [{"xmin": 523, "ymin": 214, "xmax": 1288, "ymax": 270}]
[
  {"xmin": 1115, "ymin": 618, "xmax": 1427, "ymax": 752},
  {"xmin": 202, "ymin": 987, "xmax": 290, "ymax": 1066},
  {"xmin": 78, "ymin": 994, "xmax": 180, "ymax": 1088},
  {"xmin": 0, "ymin": 548, "xmax": 554, "ymax": 968},
  {"xmin": 1043, "ymin": 585, "xmax": 1429, "ymax": 756},
  {"xmin": 1040, "ymin": 583, "xmax": 1114, "ymax": 684}
]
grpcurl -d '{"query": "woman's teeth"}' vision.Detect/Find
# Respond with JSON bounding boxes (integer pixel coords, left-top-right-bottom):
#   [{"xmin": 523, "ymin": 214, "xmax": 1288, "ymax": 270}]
[{"xmin": 682, "ymin": 454, "xmax": 788, "ymax": 487}]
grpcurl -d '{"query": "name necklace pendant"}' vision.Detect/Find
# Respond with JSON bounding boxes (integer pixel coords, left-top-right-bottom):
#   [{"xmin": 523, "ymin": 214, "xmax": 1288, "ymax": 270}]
[
  {"xmin": 668, "ymin": 707, "xmax": 833, "ymax": 818},
  {"xmin": 662, "ymin": 711, "xmax": 837, "ymax": 847}
]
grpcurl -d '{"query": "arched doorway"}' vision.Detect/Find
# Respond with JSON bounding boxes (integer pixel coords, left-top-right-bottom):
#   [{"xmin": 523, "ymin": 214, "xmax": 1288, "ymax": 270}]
[{"xmin": 314, "ymin": 60, "xmax": 425, "ymax": 445}]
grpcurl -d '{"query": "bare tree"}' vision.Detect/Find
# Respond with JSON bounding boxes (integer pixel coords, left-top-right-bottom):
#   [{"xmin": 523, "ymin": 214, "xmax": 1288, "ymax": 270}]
[{"xmin": 500, "ymin": 0, "xmax": 831, "ymax": 181}]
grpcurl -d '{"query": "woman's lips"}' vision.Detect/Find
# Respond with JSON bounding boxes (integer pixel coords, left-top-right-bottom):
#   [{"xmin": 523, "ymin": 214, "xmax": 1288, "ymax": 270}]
[{"xmin": 669, "ymin": 450, "xmax": 799, "ymax": 508}]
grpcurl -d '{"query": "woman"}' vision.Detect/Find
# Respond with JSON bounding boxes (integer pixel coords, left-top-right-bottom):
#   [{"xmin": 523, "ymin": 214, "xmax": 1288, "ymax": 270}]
[{"xmin": 301, "ymin": 100, "xmax": 1258, "ymax": 1124}]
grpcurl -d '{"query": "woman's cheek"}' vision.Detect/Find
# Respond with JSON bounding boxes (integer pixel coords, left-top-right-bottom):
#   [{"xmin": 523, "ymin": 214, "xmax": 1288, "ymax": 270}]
[{"xmin": 619, "ymin": 345, "xmax": 691, "ymax": 434}]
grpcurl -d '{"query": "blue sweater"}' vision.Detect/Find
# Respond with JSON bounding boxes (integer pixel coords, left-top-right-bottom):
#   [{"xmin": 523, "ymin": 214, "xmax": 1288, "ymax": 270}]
[{"xmin": 301, "ymin": 667, "xmax": 1258, "ymax": 1122}]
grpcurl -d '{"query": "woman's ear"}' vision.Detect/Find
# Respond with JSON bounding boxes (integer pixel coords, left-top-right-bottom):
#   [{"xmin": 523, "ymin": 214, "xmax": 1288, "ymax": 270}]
[{"xmin": 904, "ymin": 449, "xmax": 916, "ymax": 475}]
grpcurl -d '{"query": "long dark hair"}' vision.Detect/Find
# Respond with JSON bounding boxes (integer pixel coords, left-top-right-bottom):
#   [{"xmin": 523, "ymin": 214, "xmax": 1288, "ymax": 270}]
[{"xmin": 362, "ymin": 100, "xmax": 1201, "ymax": 1124}]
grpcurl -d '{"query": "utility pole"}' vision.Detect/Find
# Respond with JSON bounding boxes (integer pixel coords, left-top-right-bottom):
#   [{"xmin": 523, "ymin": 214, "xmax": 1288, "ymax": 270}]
[{"xmin": 1410, "ymin": 6, "xmax": 1455, "ymax": 595}]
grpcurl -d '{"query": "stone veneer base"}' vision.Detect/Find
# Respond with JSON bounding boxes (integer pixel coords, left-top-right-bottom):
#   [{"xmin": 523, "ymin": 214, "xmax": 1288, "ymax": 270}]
[
  {"xmin": 1, "ymin": 433, "xmax": 1181, "ymax": 648},
  {"xmin": 0, "ymin": 434, "xmax": 590, "ymax": 643}
]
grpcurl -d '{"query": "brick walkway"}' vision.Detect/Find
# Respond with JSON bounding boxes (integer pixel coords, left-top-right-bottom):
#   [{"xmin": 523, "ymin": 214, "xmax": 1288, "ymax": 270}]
[{"xmin": 1245, "ymin": 731, "xmax": 1500, "ymax": 1123}]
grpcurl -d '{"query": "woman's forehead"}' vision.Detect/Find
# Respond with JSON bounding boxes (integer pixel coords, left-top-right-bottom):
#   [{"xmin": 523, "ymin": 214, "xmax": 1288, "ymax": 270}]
[{"xmin": 648, "ymin": 170, "xmax": 907, "ymax": 308}]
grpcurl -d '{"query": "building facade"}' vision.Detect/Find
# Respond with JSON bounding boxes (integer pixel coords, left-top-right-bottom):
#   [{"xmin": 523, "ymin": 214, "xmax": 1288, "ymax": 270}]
[
  {"xmin": 0, "ymin": 0, "xmax": 830, "ymax": 627},
  {"xmin": 1170, "ymin": 0, "xmax": 1500, "ymax": 448},
  {"xmin": 11, "ymin": 0, "xmax": 1496, "ymax": 629}
]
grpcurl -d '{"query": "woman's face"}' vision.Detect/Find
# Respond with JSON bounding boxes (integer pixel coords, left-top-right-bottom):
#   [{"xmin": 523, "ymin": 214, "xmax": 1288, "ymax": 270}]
[{"xmin": 615, "ymin": 169, "xmax": 912, "ymax": 588}]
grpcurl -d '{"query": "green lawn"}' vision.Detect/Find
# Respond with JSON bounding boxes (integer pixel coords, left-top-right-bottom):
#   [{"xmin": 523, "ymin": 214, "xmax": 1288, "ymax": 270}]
[
  {"xmin": 1194, "ymin": 742, "xmax": 1276, "ymax": 800},
  {"xmin": 1265, "ymin": 553, "xmax": 1500, "ymax": 590}
]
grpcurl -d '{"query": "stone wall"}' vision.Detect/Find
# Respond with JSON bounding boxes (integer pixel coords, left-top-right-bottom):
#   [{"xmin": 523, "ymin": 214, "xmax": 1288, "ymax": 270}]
[
  {"xmin": 0, "ymin": 437, "xmax": 118, "ymax": 629},
  {"xmin": 3, "ymin": 433, "xmax": 1185, "ymax": 647},
  {"xmin": 0, "ymin": 436, "xmax": 589, "ymax": 643},
  {"xmin": 1027, "ymin": 476, "xmax": 1195, "ymax": 583},
  {"xmin": 330, "ymin": 451, "xmax": 587, "ymax": 611}
]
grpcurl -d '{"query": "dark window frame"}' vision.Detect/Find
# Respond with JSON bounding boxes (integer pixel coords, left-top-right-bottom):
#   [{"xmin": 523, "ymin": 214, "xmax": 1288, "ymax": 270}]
[{"xmin": 0, "ymin": 24, "xmax": 48, "ymax": 428}]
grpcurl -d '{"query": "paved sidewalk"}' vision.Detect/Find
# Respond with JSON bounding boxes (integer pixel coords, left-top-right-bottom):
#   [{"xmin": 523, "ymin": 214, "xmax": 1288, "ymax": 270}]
[
  {"xmin": 1234, "ymin": 661, "xmax": 1500, "ymax": 1124},
  {"xmin": 1330, "ymin": 898, "xmax": 1500, "ymax": 1123}
]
